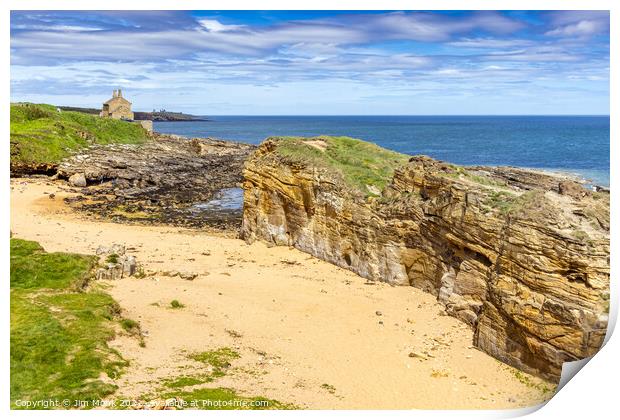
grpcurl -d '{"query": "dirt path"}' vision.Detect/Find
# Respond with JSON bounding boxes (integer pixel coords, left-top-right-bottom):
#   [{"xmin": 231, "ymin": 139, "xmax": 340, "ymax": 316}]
[{"xmin": 10, "ymin": 178, "xmax": 556, "ymax": 409}]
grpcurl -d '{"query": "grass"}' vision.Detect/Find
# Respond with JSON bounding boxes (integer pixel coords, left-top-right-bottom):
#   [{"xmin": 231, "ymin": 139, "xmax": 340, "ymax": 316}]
[
  {"xmin": 10, "ymin": 238, "xmax": 129, "ymax": 409},
  {"xmin": 190, "ymin": 347, "xmax": 240, "ymax": 373},
  {"xmin": 170, "ymin": 299, "xmax": 185, "ymax": 309},
  {"xmin": 10, "ymin": 103, "xmax": 148, "ymax": 170},
  {"xmin": 510, "ymin": 368, "xmax": 554, "ymax": 395},
  {"xmin": 10, "ymin": 238, "xmax": 97, "ymax": 290},
  {"xmin": 120, "ymin": 318, "xmax": 139, "ymax": 333},
  {"xmin": 271, "ymin": 136, "xmax": 409, "ymax": 196},
  {"xmin": 481, "ymin": 191, "xmax": 518, "ymax": 214},
  {"xmin": 157, "ymin": 347, "xmax": 292, "ymax": 409}
]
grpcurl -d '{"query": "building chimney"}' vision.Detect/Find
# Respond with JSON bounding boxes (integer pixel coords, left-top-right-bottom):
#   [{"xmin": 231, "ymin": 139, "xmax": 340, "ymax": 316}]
[
  {"xmin": 118, "ymin": 89, "xmax": 122, "ymax": 97},
  {"xmin": 112, "ymin": 89, "xmax": 117, "ymax": 98}
]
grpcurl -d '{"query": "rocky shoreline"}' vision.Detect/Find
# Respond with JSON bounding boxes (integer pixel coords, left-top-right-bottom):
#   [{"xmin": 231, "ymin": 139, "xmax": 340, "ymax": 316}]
[
  {"xmin": 11, "ymin": 130, "xmax": 610, "ymax": 382},
  {"xmin": 54, "ymin": 133, "xmax": 255, "ymax": 229}
]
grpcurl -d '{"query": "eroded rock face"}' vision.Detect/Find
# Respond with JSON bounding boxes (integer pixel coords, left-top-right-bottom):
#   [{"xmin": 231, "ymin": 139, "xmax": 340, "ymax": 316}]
[{"xmin": 241, "ymin": 138, "xmax": 610, "ymax": 381}]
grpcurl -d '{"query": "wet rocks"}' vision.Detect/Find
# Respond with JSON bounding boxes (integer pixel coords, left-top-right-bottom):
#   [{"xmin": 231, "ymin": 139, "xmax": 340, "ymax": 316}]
[{"xmin": 57, "ymin": 134, "xmax": 256, "ymax": 229}]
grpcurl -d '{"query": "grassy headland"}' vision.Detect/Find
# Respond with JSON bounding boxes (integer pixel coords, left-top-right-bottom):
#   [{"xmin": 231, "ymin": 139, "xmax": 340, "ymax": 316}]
[
  {"xmin": 272, "ymin": 136, "xmax": 410, "ymax": 196},
  {"xmin": 10, "ymin": 103, "xmax": 148, "ymax": 173},
  {"xmin": 10, "ymin": 238, "xmax": 128, "ymax": 408}
]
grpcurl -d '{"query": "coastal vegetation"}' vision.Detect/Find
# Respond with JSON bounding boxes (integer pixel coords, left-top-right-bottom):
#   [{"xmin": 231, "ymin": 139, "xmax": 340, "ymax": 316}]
[
  {"xmin": 156, "ymin": 347, "xmax": 291, "ymax": 410},
  {"xmin": 10, "ymin": 239, "xmax": 289, "ymax": 409},
  {"xmin": 10, "ymin": 103, "xmax": 148, "ymax": 171},
  {"xmin": 190, "ymin": 347, "xmax": 240, "ymax": 373},
  {"xmin": 274, "ymin": 136, "xmax": 409, "ymax": 196},
  {"xmin": 170, "ymin": 299, "xmax": 185, "ymax": 309},
  {"xmin": 10, "ymin": 238, "xmax": 128, "ymax": 408}
]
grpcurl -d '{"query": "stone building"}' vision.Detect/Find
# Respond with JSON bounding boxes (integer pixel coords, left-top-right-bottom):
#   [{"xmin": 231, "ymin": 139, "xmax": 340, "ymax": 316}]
[{"xmin": 100, "ymin": 89, "xmax": 134, "ymax": 120}]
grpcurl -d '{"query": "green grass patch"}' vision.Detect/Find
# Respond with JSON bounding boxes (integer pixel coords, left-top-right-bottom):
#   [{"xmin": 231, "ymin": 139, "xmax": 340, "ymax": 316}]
[
  {"xmin": 157, "ymin": 348, "xmax": 293, "ymax": 409},
  {"xmin": 10, "ymin": 238, "xmax": 128, "ymax": 409},
  {"xmin": 271, "ymin": 136, "xmax": 409, "ymax": 196},
  {"xmin": 10, "ymin": 238, "xmax": 96, "ymax": 290},
  {"xmin": 481, "ymin": 190, "xmax": 518, "ymax": 214},
  {"xmin": 10, "ymin": 103, "xmax": 148, "ymax": 169},
  {"xmin": 120, "ymin": 318, "xmax": 139, "ymax": 333},
  {"xmin": 170, "ymin": 299, "xmax": 185, "ymax": 309},
  {"xmin": 190, "ymin": 347, "xmax": 240, "ymax": 372}
]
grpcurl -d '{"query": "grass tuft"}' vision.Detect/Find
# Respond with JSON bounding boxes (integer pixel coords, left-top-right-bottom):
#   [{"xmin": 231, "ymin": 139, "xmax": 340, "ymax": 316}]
[
  {"xmin": 190, "ymin": 347, "xmax": 240, "ymax": 372},
  {"xmin": 170, "ymin": 299, "xmax": 185, "ymax": 309}
]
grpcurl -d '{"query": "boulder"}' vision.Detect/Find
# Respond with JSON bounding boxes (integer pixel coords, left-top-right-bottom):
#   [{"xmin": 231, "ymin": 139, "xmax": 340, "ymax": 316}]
[
  {"xmin": 558, "ymin": 180, "xmax": 590, "ymax": 199},
  {"xmin": 68, "ymin": 172, "xmax": 87, "ymax": 187}
]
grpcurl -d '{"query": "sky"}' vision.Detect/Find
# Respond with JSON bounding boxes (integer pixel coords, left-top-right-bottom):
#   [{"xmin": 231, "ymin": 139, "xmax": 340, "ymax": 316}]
[{"xmin": 10, "ymin": 10, "xmax": 610, "ymax": 115}]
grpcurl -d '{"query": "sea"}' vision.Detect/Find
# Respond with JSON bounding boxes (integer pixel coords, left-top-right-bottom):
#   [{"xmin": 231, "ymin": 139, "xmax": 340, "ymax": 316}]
[{"xmin": 154, "ymin": 115, "xmax": 610, "ymax": 187}]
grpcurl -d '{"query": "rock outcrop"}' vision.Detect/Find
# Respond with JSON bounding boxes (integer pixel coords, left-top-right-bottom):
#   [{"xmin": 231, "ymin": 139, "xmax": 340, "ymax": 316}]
[
  {"xmin": 95, "ymin": 243, "xmax": 137, "ymax": 280},
  {"xmin": 241, "ymin": 136, "xmax": 610, "ymax": 381},
  {"xmin": 57, "ymin": 134, "xmax": 255, "ymax": 228}
]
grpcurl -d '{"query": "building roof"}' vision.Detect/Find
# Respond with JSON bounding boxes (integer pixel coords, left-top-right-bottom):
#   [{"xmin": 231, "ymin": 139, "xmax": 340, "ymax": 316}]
[{"xmin": 104, "ymin": 96, "xmax": 131, "ymax": 105}]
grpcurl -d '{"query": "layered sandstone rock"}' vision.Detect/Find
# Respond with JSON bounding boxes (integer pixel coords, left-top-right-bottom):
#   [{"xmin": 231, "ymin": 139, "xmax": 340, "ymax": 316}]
[{"xmin": 241, "ymin": 136, "xmax": 610, "ymax": 381}]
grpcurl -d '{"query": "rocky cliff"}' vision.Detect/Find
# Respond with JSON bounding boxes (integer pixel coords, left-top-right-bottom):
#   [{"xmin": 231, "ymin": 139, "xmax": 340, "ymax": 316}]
[{"xmin": 241, "ymin": 136, "xmax": 610, "ymax": 381}]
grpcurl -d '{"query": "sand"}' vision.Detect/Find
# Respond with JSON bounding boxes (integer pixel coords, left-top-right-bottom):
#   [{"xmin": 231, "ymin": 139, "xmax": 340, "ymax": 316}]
[{"xmin": 10, "ymin": 178, "xmax": 556, "ymax": 409}]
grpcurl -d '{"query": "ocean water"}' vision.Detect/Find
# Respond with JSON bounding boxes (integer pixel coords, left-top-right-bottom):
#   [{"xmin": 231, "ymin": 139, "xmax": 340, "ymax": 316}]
[{"xmin": 155, "ymin": 116, "xmax": 610, "ymax": 187}]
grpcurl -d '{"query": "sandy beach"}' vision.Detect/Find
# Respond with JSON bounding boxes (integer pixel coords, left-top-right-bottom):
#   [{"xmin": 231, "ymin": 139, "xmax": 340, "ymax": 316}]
[{"xmin": 10, "ymin": 177, "xmax": 556, "ymax": 409}]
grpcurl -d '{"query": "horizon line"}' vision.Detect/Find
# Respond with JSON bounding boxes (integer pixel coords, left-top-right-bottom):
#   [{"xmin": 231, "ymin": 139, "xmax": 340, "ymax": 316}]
[{"xmin": 163, "ymin": 114, "xmax": 611, "ymax": 117}]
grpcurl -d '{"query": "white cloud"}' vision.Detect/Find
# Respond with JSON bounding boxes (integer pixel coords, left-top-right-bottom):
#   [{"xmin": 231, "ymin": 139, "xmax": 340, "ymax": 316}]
[
  {"xmin": 544, "ymin": 11, "xmax": 609, "ymax": 38},
  {"xmin": 545, "ymin": 19, "xmax": 608, "ymax": 37},
  {"xmin": 8, "ymin": 11, "xmax": 610, "ymax": 115},
  {"xmin": 448, "ymin": 38, "xmax": 534, "ymax": 49},
  {"xmin": 12, "ymin": 24, "xmax": 103, "ymax": 31},
  {"xmin": 197, "ymin": 19, "xmax": 245, "ymax": 33}
]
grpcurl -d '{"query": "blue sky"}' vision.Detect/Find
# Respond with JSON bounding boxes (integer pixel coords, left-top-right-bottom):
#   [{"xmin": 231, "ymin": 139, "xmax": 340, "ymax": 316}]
[{"xmin": 10, "ymin": 10, "xmax": 609, "ymax": 115}]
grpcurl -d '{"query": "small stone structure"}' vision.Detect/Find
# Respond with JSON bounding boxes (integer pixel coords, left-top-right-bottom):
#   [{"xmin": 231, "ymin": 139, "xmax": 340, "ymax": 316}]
[
  {"xmin": 138, "ymin": 120, "xmax": 153, "ymax": 133},
  {"xmin": 100, "ymin": 89, "xmax": 134, "ymax": 120},
  {"xmin": 100, "ymin": 89, "xmax": 153, "ymax": 133}
]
